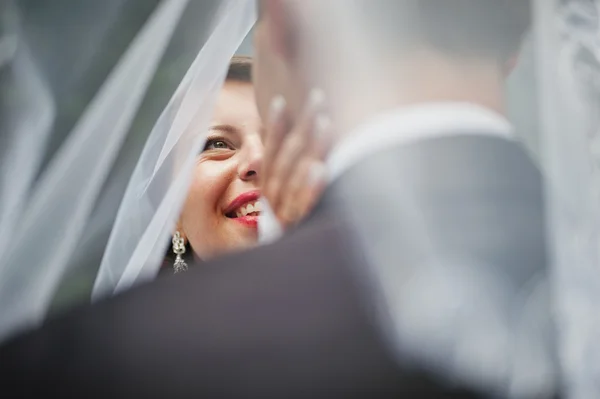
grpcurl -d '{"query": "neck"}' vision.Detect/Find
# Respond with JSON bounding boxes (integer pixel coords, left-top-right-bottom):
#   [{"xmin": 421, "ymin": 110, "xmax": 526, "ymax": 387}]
[{"xmin": 325, "ymin": 52, "xmax": 507, "ymax": 140}]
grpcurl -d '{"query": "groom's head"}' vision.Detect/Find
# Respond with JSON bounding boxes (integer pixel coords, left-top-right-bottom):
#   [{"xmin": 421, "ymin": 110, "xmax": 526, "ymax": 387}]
[{"xmin": 253, "ymin": 0, "xmax": 531, "ymax": 127}]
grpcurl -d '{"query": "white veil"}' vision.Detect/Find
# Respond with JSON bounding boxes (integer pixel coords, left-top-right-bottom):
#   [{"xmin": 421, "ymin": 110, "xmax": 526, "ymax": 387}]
[
  {"xmin": 535, "ymin": 0, "xmax": 600, "ymax": 397},
  {"xmin": 92, "ymin": 0, "xmax": 256, "ymax": 299},
  {"xmin": 0, "ymin": 0, "xmax": 256, "ymax": 342}
]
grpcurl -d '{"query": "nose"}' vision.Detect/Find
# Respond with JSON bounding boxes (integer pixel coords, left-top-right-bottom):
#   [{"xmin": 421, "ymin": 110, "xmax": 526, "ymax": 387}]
[{"xmin": 237, "ymin": 137, "xmax": 263, "ymax": 182}]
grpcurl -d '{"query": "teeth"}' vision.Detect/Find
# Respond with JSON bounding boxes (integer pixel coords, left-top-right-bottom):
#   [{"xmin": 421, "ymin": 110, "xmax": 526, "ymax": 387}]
[{"xmin": 234, "ymin": 200, "xmax": 262, "ymax": 218}]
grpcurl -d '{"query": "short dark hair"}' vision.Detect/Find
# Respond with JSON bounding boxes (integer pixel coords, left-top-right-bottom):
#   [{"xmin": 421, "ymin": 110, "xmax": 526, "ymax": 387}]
[
  {"xmin": 226, "ymin": 56, "xmax": 252, "ymax": 82},
  {"xmin": 362, "ymin": 1, "xmax": 531, "ymax": 60}
]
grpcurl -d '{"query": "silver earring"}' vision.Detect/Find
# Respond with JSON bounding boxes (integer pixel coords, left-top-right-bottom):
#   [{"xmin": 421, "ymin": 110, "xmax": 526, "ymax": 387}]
[{"xmin": 172, "ymin": 231, "xmax": 188, "ymax": 273}]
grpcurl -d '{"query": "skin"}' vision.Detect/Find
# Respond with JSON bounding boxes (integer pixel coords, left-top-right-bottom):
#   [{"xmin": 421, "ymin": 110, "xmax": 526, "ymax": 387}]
[
  {"xmin": 253, "ymin": 2, "xmax": 331, "ymax": 226},
  {"xmin": 177, "ymin": 79, "xmax": 264, "ymax": 260}
]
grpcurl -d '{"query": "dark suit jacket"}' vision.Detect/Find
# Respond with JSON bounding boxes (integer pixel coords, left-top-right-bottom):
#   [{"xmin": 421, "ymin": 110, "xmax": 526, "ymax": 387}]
[{"xmin": 0, "ymin": 134, "xmax": 557, "ymax": 398}]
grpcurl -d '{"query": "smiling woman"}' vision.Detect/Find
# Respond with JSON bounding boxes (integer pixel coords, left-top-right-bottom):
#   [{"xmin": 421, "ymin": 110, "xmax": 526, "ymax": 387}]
[{"xmin": 165, "ymin": 56, "xmax": 265, "ymax": 268}]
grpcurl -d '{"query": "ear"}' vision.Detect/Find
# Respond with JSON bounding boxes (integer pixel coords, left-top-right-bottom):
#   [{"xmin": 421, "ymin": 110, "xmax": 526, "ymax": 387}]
[{"xmin": 263, "ymin": 0, "xmax": 298, "ymax": 62}]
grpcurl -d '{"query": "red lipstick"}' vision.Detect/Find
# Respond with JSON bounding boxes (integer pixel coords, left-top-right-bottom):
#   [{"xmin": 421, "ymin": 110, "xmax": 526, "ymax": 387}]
[{"xmin": 224, "ymin": 190, "xmax": 261, "ymax": 228}]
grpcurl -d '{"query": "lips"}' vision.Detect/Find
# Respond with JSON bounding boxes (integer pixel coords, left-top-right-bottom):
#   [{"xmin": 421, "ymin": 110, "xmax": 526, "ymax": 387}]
[
  {"xmin": 232, "ymin": 200, "xmax": 262, "ymax": 218},
  {"xmin": 224, "ymin": 190, "xmax": 262, "ymax": 220}
]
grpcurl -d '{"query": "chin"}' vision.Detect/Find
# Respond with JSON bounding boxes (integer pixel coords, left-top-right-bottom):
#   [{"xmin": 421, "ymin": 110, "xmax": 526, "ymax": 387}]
[{"xmin": 220, "ymin": 236, "xmax": 258, "ymax": 257}]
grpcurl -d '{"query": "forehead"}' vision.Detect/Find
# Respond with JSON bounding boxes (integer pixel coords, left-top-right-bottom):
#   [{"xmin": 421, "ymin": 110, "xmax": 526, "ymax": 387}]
[{"xmin": 212, "ymin": 80, "xmax": 261, "ymax": 126}]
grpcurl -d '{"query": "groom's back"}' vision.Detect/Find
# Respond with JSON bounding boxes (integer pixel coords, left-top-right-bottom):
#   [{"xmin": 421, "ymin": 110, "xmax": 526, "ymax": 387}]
[
  {"xmin": 321, "ymin": 132, "xmax": 556, "ymax": 396},
  {"xmin": 336, "ymin": 134, "xmax": 547, "ymax": 283}
]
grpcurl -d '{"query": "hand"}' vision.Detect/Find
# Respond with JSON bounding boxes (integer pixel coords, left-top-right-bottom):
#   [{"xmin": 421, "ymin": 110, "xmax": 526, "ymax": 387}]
[{"xmin": 261, "ymin": 90, "xmax": 333, "ymax": 228}]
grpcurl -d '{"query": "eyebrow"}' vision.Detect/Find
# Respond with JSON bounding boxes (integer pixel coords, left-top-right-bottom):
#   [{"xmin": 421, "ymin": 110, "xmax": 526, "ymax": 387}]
[{"xmin": 209, "ymin": 124, "xmax": 238, "ymax": 134}]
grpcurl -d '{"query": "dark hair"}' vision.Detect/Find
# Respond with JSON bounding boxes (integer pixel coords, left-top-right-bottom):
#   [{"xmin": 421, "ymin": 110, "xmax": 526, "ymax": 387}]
[
  {"xmin": 162, "ymin": 57, "xmax": 254, "ymax": 272},
  {"xmin": 226, "ymin": 56, "xmax": 252, "ymax": 82},
  {"xmin": 362, "ymin": 1, "xmax": 531, "ymax": 61}
]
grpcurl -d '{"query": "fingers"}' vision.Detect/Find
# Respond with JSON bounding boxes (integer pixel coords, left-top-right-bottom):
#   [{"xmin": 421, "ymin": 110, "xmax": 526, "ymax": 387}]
[
  {"xmin": 276, "ymin": 159, "xmax": 328, "ymax": 227},
  {"xmin": 274, "ymin": 110, "xmax": 333, "ymax": 227},
  {"xmin": 308, "ymin": 113, "xmax": 335, "ymax": 161},
  {"xmin": 262, "ymin": 95, "xmax": 288, "ymax": 184},
  {"xmin": 264, "ymin": 89, "xmax": 327, "ymax": 211},
  {"xmin": 261, "ymin": 88, "xmax": 334, "ymax": 228}
]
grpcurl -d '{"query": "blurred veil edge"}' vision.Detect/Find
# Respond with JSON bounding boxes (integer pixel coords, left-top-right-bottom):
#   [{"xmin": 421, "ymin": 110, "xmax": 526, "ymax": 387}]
[
  {"xmin": 91, "ymin": 0, "xmax": 256, "ymax": 300},
  {"xmin": 0, "ymin": 1, "xmax": 55, "ymax": 270},
  {"xmin": 0, "ymin": 0, "xmax": 192, "ymax": 342},
  {"xmin": 535, "ymin": 0, "xmax": 600, "ymax": 397}
]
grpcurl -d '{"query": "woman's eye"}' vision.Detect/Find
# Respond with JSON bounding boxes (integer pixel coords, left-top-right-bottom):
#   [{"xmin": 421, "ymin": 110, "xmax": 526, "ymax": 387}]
[{"xmin": 203, "ymin": 139, "xmax": 232, "ymax": 151}]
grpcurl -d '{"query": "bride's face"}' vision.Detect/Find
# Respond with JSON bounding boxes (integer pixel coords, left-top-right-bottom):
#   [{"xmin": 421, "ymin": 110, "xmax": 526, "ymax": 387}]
[{"xmin": 178, "ymin": 79, "xmax": 263, "ymax": 259}]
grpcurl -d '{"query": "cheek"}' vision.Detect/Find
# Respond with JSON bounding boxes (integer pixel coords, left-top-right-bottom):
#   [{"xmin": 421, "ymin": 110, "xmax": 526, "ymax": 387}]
[{"xmin": 180, "ymin": 161, "xmax": 234, "ymax": 244}]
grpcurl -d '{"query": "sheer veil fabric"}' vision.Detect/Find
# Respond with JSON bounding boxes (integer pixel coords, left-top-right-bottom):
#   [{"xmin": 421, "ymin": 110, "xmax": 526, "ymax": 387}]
[
  {"xmin": 92, "ymin": 0, "xmax": 256, "ymax": 300},
  {"xmin": 0, "ymin": 0, "xmax": 193, "ymax": 340},
  {"xmin": 0, "ymin": 0, "xmax": 256, "ymax": 342},
  {"xmin": 536, "ymin": 0, "xmax": 600, "ymax": 397}
]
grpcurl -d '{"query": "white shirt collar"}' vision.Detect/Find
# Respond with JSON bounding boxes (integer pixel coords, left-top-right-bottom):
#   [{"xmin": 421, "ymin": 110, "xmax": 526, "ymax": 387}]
[
  {"xmin": 327, "ymin": 102, "xmax": 514, "ymax": 182},
  {"xmin": 259, "ymin": 102, "xmax": 514, "ymax": 244}
]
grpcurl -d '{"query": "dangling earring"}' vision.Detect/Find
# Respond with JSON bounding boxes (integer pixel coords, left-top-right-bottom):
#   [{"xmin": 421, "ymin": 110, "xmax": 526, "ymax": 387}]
[{"xmin": 172, "ymin": 231, "xmax": 188, "ymax": 273}]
